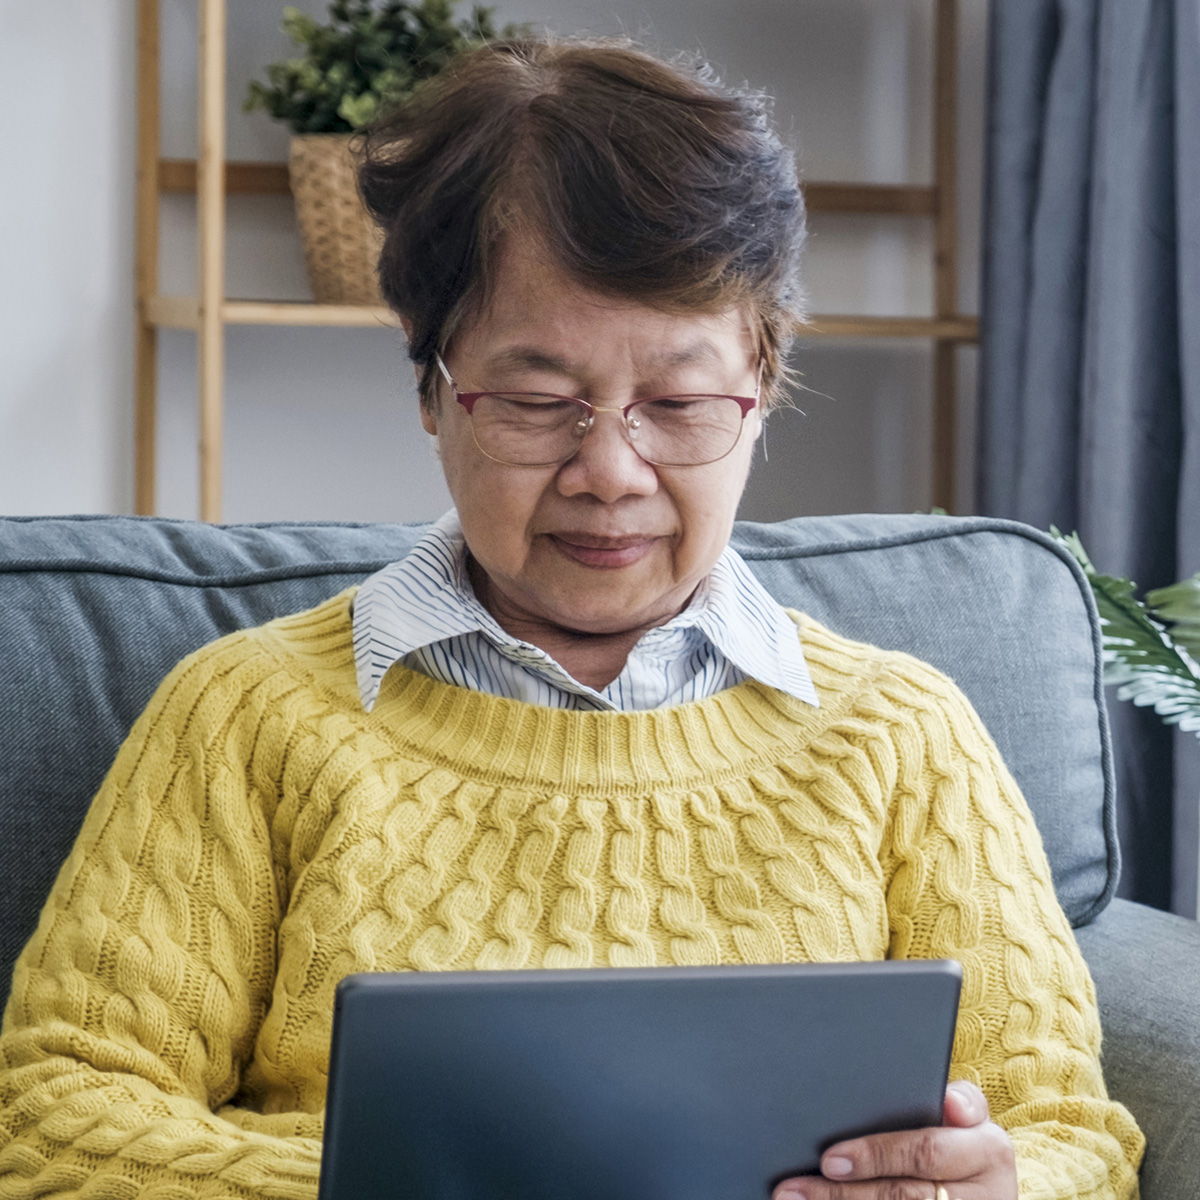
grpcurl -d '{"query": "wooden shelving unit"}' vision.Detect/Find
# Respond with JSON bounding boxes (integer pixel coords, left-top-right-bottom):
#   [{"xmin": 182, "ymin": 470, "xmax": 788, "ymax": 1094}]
[{"xmin": 136, "ymin": 0, "xmax": 978, "ymax": 522}]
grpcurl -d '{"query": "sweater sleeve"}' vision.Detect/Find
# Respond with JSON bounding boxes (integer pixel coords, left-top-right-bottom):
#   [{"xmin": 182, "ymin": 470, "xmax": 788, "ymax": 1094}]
[
  {"xmin": 875, "ymin": 654, "xmax": 1145, "ymax": 1200},
  {"xmin": 0, "ymin": 638, "xmax": 322, "ymax": 1200}
]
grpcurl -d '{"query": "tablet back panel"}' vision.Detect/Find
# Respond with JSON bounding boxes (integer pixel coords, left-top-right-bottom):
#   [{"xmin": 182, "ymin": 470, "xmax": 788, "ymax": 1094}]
[{"xmin": 319, "ymin": 960, "xmax": 961, "ymax": 1200}]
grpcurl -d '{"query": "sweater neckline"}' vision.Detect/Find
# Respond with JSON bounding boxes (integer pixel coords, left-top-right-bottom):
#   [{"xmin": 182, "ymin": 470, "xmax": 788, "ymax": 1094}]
[{"xmin": 338, "ymin": 603, "xmax": 878, "ymax": 793}]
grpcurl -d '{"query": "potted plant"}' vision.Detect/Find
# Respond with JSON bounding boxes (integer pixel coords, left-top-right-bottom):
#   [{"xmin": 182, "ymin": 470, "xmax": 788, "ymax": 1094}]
[
  {"xmin": 245, "ymin": 0, "xmax": 520, "ymax": 305},
  {"xmin": 1053, "ymin": 529, "xmax": 1200, "ymax": 738}
]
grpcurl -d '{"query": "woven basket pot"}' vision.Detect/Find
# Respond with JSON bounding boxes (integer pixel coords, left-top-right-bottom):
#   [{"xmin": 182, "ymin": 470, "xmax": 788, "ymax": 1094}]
[{"xmin": 288, "ymin": 133, "xmax": 384, "ymax": 306}]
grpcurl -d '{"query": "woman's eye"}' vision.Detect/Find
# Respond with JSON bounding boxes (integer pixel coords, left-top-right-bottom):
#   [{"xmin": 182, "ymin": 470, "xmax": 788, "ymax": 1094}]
[
  {"xmin": 478, "ymin": 394, "xmax": 579, "ymax": 427},
  {"xmin": 645, "ymin": 397, "xmax": 697, "ymax": 411},
  {"xmin": 495, "ymin": 394, "xmax": 572, "ymax": 411},
  {"xmin": 641, "ymin": 396, "xmax": 720, "ymax": 418}
]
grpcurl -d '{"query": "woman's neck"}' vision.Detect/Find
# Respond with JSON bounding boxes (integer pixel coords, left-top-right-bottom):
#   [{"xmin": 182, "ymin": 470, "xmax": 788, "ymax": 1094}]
[{"xmin": 467, "ymin": 558, "xmax": 676, "ymax": 692}]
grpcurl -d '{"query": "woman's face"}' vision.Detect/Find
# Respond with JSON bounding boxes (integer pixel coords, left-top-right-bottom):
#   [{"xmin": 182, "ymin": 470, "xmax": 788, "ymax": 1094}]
[{"xmin": 421, "ymin": 246, "xmax": 763, "ymax": 640}]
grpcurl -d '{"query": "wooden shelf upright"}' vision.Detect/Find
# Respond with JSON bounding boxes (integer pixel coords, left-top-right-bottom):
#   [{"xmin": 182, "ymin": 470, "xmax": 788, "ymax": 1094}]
[{"xmin": 135, "ymin": 0, "xmax": 977, "ymax": 522}]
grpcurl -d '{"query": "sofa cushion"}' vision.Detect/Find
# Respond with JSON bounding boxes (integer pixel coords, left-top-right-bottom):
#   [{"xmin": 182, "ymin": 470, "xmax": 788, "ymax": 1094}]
[
  {"xmin": 0, "ymin": 512, "xmax": 1117, "ymax": 995},
  {"xmin": 1074, "ymin": 897, "xmax": 1200, "ymax": 1198}
]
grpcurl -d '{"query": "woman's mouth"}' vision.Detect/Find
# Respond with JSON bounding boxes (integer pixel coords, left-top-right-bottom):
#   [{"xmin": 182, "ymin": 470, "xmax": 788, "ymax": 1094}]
[{"xmin": 548, "ymin": 533, "xmax": 658, "ymax": 569}]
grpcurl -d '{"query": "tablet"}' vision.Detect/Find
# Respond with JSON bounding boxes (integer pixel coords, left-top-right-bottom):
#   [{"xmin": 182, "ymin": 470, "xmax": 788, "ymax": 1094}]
[{"xmin": 318, "ymin": 959, "xmax": 962, "ymax": 1200}]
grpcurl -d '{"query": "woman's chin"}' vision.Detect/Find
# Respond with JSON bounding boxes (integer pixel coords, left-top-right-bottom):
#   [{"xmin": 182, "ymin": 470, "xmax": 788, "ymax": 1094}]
[{"xmin": 531, "ymin": 591, "xmax": 687, "ymax": 640}]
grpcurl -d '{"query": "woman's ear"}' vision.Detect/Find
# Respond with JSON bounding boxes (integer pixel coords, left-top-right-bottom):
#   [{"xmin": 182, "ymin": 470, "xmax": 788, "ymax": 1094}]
[
  {"xmin": 398, "ymin": 316, "xmax": 424, "ymax": 391},
  {"xmin": 397, "ymin": 314, "xmax": 437, "ymax": 430},
  {"xmin": 749, "ymin": 400, "xmax": 765, "ymax": 441}
]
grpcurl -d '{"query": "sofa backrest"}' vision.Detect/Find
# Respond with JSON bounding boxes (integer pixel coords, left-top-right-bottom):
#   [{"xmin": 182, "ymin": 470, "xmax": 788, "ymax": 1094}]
[{"xmin": 0, "ymin": 512, "xmax": 1117, "ymax": 996}]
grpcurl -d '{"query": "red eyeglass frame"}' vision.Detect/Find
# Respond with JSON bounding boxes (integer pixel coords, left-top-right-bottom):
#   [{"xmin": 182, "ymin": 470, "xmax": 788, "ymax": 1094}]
[{"xmin": 434, "ymin": 351, "xmax": 761, "ymax": 421}]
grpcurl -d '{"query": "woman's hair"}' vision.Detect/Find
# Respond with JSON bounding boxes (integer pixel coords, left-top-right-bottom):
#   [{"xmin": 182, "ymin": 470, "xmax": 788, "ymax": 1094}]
[{"xmin": 357, "ymin": 36, "xmax": 806, "ymax": 408}]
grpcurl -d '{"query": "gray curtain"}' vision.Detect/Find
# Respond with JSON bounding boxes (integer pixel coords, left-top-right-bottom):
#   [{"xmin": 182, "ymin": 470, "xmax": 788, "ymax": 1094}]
[{"xmin": 978, "ymin": 0, "xmax": 1200, "ymax": 916}]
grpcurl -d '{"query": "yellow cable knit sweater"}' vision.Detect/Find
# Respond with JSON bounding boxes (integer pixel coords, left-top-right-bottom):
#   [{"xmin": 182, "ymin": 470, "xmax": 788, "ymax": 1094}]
[{"xmin": 0, "ymin": 590, "xmax": 1143, "ymax": 1199}]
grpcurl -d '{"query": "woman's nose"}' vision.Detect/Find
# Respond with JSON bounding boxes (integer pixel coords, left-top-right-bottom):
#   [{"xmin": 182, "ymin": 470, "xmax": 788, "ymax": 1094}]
[{"xmin": 555, "ymin": 408, "xmax": 658, "ymax": 502}]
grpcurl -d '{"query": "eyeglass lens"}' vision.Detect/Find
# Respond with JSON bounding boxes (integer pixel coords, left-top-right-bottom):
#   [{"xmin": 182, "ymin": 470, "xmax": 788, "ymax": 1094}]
[{"xmin": 469, "ymin": 393, "xmax": 747, "ymax": 466}]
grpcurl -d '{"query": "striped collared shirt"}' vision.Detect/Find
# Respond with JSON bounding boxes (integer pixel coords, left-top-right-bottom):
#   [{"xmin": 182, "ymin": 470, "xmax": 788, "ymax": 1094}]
[{"xmin": 352, "ymin": 510, "xmax": 819, "ymax": 713}]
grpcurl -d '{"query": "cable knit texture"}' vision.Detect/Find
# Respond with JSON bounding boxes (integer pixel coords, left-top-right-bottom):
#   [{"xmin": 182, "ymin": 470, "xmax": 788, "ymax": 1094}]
[{"xmin": 0, "ymin": 590, "xmax": 1143, "ymax": 1199}]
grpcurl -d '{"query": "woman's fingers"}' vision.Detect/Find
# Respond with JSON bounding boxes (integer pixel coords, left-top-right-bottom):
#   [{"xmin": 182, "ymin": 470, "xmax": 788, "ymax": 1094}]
[
  {"xmin": 942, "ymin": 1081, "xmax": 990, "ymax": 1128},
  {"xmin": 771, "ymin": 1116, "xmax": 1017, "ymax": 1200},
  {"xmin": 771, "ymin": 1085, "xmax": 1016, "ymax": 1200},
  {"xmin": 774, "ymin": 1179, "xmax": 971, "ymax": 1200},
  {"xmin": 825, "ymin": 1122, "xmax": 1010, "ymax": 1185}
]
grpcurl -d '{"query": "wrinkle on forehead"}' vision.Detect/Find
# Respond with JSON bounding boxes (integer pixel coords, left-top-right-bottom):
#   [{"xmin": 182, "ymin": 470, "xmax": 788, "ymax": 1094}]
[{"xmin": 481, "ymin": 337, "xmax": 732, "ymax": 378}]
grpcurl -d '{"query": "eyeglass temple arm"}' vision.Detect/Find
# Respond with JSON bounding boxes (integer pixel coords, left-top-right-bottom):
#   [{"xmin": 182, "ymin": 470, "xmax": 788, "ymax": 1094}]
[{"xmin": 434, "ymin": 351, "xmax": 456, "ymax": 391}]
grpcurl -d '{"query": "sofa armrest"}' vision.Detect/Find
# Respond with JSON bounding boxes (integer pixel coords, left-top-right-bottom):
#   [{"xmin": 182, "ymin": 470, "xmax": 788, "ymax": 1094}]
[{"xmin": 1074, "ymin": 897, "xmax": 1200, "ymax": 1198}]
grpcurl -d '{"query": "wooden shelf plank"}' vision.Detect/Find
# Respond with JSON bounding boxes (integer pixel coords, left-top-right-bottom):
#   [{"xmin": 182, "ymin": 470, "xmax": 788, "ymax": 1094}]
[
  {"xmin": 221, "ymin": 300, "xmax": 400, "ymax": 326},
  {"xmin": 804, "ymin": 183, "xmax": 936, "ymax": 216},
  {"xmin": 800, "ymin": 314, "xmax": 978, "ymax": 341},
  {"xmin": 146, "ymin": 297, "xmax": 396, "ymax": 328},
  {"xmin": 158, "ymin": 159, "xmax": 938, "ymax": 217},
  {"xmin": 146, "ymin": 297, "xmax": 977, "ymax": 341},
  {"xmin": 160, "ymin": 158, "xmax": 291, "ymax": 194}
]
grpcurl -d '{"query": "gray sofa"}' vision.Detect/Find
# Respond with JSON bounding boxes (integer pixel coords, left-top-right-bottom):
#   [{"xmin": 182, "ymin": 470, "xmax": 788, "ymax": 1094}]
[{"xmin": 1, "ymin": 512, "xmax": 1197, "ymax": 1194}]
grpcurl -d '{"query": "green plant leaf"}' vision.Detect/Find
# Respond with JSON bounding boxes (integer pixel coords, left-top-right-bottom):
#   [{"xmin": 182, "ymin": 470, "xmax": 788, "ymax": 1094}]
[
  {"xmin": 1146, "ymin": 573, "xmax": 1200, "ymax": 664},
  {"xmin": 243, "ymin": 81, "xmax": 268, "ymax": 113},
  {"xmin": 281, "ymin": 8, "xmax": 319, "ymax": 45},
  {"xmin": 1051, "ymin": 528, "xmax": 1200, "ymax": 737},
  {"xmin": 246, "ymin": 0, "xmax": 504, "ymax": 134},
  {"xmin": 339, "ymin": 91, "xmax": 380, "ymax": 127}
]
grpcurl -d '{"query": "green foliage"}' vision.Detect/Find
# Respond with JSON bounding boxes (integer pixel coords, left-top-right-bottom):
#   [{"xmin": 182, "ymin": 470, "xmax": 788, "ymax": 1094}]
[
  {"xmin": 1052, "ymin": 528, "xmax": 1200, "ymax": 737},
  {"xmin": 244, "ymin": 0, "xmax": 526, "ymax": 134},
  {"xmin": 1146, "ymin": 574, "xmax": 1200, "ymax": 663}
]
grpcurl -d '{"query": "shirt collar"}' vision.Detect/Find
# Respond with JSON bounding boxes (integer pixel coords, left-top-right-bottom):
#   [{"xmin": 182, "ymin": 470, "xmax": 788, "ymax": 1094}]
[
  {"xmin": 650, "ymin": 548, "xmax": 819, "ymax": 707},
  {"xmin": 353, "ymin": 509, "xmax": 818, "ymax": 712},
  {"xmin": 353, "ymin": 510, "xmax": 500, "ymax": 710}
]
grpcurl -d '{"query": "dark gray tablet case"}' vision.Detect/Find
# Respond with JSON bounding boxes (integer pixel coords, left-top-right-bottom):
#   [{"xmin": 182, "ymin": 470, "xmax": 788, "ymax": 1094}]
[{"xmin": 318, "ymin": 960, "xmax": 962, "ymax": 1200}]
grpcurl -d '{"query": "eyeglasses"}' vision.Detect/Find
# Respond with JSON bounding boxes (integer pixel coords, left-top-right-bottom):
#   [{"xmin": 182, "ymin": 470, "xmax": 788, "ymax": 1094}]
[{"xmin": 434, "ymin": 352, "xmax": 760, "ymax": 467}]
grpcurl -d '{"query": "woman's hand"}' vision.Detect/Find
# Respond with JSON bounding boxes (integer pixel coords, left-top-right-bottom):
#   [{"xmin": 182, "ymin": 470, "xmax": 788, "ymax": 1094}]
[{"xmin": 771, "ymin": 1081, "xmax": 1018, "ymax": 1200}]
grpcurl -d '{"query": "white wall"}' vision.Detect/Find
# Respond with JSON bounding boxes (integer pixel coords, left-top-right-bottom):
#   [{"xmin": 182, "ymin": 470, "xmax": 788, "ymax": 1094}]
[
  {"xmin": 0, "ymin": 0, "xmax": 987, "ymax": 523},
  {"xmin": 0, "ymin": 1, "xmax": 137, "ymax": 515}
]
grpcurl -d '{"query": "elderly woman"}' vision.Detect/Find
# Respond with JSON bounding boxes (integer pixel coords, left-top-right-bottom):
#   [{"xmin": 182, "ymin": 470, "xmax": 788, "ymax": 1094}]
[{"xmin": 0, "ymin": 37, "xmax": 1141, "ymax": 1200}]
